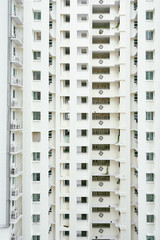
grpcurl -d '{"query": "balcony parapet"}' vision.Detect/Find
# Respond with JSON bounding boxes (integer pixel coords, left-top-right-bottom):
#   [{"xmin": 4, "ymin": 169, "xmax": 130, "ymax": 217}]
[
  {"xmin": 11, "ymin": 228, "xmax": 22, "ymax": 240},
  {"xmin": 11, "ymin": 207, "xmax": 22, "ymax": 222},
  {"xmin": 10, "ymin": 121, "xmax": 23, "ymax": 130},
  {"xmin": 11, "ymin": 185, "xmax": 22, "ymax": 198},
  {"xmin": 10, "ymin": 144, "xmax": 22, "ymax": 153},
  {"xmin": 10, "ymin": 165, "xmax": 23, "ymax": 176},
  {"xmin": 11, "ymin": 77, "xmax": 23, "ymax": 87},
  {"xmin": 11, "ymin": 100, "xmax": 23, "ymax": 108}
]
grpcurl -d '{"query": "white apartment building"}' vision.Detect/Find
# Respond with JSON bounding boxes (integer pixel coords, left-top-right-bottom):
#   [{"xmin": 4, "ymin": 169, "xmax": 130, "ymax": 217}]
[{"xmin": 0, "ymin": 0, "xmax": 158, "ymax": 240}]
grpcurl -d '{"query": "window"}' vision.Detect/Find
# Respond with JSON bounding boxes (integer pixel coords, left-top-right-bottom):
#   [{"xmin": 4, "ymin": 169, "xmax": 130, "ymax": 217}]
[
  {"xmin": 63, "ymin": 163, "xmax": 70, "ymax": 169},
  {"xmin": 64, "ymin": 15, "xmax": 70, "ymax": 22},
  {"xmin": 146, "ymin": 152, "xmax": 154, "ymax": 161},
  {"xmin": 146, "ymin": 194, "xmax": 154, "ymax": 202},
  {"xmin": 33, "ymin": 173, "xmax": 40, "ymax": 182},
  {"xmin": 34, "ymin": 31, "xmax": 41, "ymax": 41},
  {"xmin": 134, "ymin": 150, "xmax": 138, "ymax": 158},
  {"xmin": 77, "ymin": 146, "xmax": 87, "ymax": 153},
  {"xmin": 33, "ymin": 71, "xmax": 41, "ymax": 80},
  {"xmin": 64, "ymin": 180, "xmax": 69, "ymax": 186},
  {"xmin": 77, "ymin": 130, "xmax": 87, "ymax": 137},
  {"xmin": 77, "ymin": 113, "xmax": 87, "ymax": 120},
  {"xmin": 49, "ymin": 112, "xmax": 52, "ymax": 121},
  {"xmin": 64, "ymin": 96, "xmax": 70, "ymax": 103},
  {"xmin": 64, "ymin": 80, "xmax": 70, "ymax": 87},
  {"xmin": 92, "ymin": 160, "xmax": 110, "ymax": 166},
  {"xmin": 64, "ymin": 231, "xmax": 69, "ymax": 236},
  {"xmin": 33, "ymin": 92, "xmax": 41, "ymax": 100},
  {"xmin": 134, "ymin": 112, "xmax": 138, "ymax": 122},
  {"xmin": 12, "ymin": 133, "xmax": 15, "ymax": 141},
  {"xmin": 146, "ymin": 11, "xmax": 153, "ymax": 20},
  {"xmin": 92, "ymin": 113, "xmax": 110, "ymax": 120},
  {"xmin": 146, "ymin": 51, "xmax": 153, "ymax": 60},
  {"xmin": 49, "ymin": 21, "xmax": 52, "ymax": 29},
  {"xmin": 146, "ymin": 215, "xmax": 154, "ymax": 223},
  {"xmin": 146, "ymin": 132, "xmax": 154, "ymax": 141},
  {"xmin": 33, "ymin": 51, "xmax": 41, "ymax": 60},
  {"xmin": 77, "ymin": 180, "xmax": 87, "ymax": 187},
  {"xmin": 34, "ymin": 11, "xmax": 41, "ymax": 20},
  {"xmin": 32, "ymin": 132, "xmax": 41, "ymax": 142},
  {"xmin": 146, "ymin": 92, "xmax": 153, "ymax": 100},
  {"xmin": 81, "ymin": 65, "xmax": 87, "ymax": 70},
  {"xmin": 64, "ymin": 64, "xmax": 70, "ymax": 71},
  {"xmin": 49, "ymin": 76, "xmax": 52, "ymax": 84},
  {"xmin": 63, "ymin": 113, "xmax": 70, "ymax": 120},
  {"xmin": 81, "ymin": 97, "xmax": 87, "ymax": 103},
  {"xmin": 81, "ymin": 32, "xmax": 87, "ymax": 38},
  {"xmin": 49, "ymin": 94, "xmax": 52, "ymax": 102},
  {"xmin": 77, "ymin": 80, "xmax": 87, "ymax": 87},
  {"xmin": 63, "ymin": 147, "xmax": 70, "ymax": 153},
  {"xmin": 33, "ymin": 152, "xmax": 40, "ymax": 161},
  {"xmin": 146, "ymin": 31, "xmax": 153, "ymax": 40},
  {"xmin": 92, "ymin": 144, "xmax": 110, "ymax": 151},
  {"xmin": 65, "ymin": 47, "xmax": 70, "ymax": 55},
  {"xmin": 77, "ymin": 214, "xmax": 87, "ymax": 220},
  {"xmin": 92, "ymin": 129, "xmax": 110, "ymax": 135},
  {"xmin": 77, "ymin": 197, "xmax": 87, "ymax": 203},
  {"xmin": 32, "ymin": 236, "xmax": 40, "ymax": 240},
  {"xmin": 33, "ymin": 194, "xmax": 40, "ymax": 202},
  {"xmin": 33, "ymin": 112, "xmax": 41, "ymax": 120},
  {"xmin": 134, "ymin": 93, "xmax": 138, "ymax": 102},
  {"xmin": 146, "ymin": 112, "xmax": 153, "ymax": 120},
  {"xmin": 146, "ymin": 173, "xmax": 154, "ymax": 182},
  {"xmin": 77, "ymin": 163, "xmax": 87, "ymax": 170},
  {"xmin": 64, "ymin": 31, "xmax": 70, "ymax": 39},
  {"xmin": 64, "ymin": 214, "xmax": 69, "ymax": 219},
  {"xmin": 65, "ymin": 0, "xmax": 70, "ymax": 6},
  {"xmin": 81, "ymin": 48, "xmax": 87, "ymax": 54},
  {"xmin": 92, "ymin": 176, "xmax": 110, "ymax": 182},
  {"xmin": 146, "ymin": 71, "xmax": 153, "ymax": 80},
  {"xmin": 64, "ymin": 197, "xmax": 69, "ymax": 202},
  {"xmin": 48, "ymin": 131, "xmax": 52, "ymax": 138},
  {"xmin": 92, "ymin": 98, "xmax": 110, "ymax": 105},
  {"xmin": 33, "ymin": 214, "xmax": 40, "ymax": 223},
  {"xmin": 77, "ymin": 231, "xmax": 87, "ymax": 237},
  {"xmin": 146, "ymin": 236, "xmax": 154, "ymax": 240},
  {"xmin": 92, "ymin": 83, "xmax": 110, "ymax": 89}
]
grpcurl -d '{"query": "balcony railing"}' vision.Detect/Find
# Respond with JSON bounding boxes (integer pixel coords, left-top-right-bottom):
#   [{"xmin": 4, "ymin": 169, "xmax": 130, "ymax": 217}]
[
  {"xmin": 11, "ymin": 228, "xmax": 22, "ymax": 240},
  {"xmin": 12, "ymin": 33, "xmax": 23, "ymax": 44},
  {"xmin": 11, "ymin": 207, "xmax": 22, "ymax": 221},
  {"xmin": 11, "ymin": 100, "xmax": 23, "ymax": 108},
  {"xmin": 11, "ymin": 185, "xmax": 22, "ymax": 198},
  {"xmin": 12, "ymin": 8, "xmax": 23, "ymax": 24},
  {"xmin": 10, "ymin": 165, "xmax": 22, "ymax": 176},
  {"xmin": 10, "ymin": 121, "xmax": 23, "ymax": 130},
  {"xmin": 11, "ymin": 77, "xmax": 23, "ymax": 87},
  {"xmin": 12, "ymin": 55, "xmax": 23, "ymax": 66},
  {"xmin": 10, "ymin": 144, "xmax": 22, "ymax": 153}
]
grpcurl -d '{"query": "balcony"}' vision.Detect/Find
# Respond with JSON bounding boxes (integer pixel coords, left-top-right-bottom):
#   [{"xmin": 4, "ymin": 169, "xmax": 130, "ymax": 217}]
[
  {"xmin": 11, "ymin": 185, "xmax": 22, "ymax": 200},
  {"xmin": 12, "ymin": 55, "xmax": 23, "ymax": 67},
  {"xmin": 11, "ymin": 228, "xmax": 22, "ymax": 240},
  {"xmin": 10, "ymin": 121, "xmax": 23, "ymax": 131},
  {"xmin": 10, "ymin": 165, "xmax": 23, "ymax": 176},
  {"xmin": 12, "ymin": 8, "xmax": 23, "ymax": 25},
  {"xmin": 14, "ymin": 0, "xmax": 23, "ymax": 4},
  {"xmin": 10, "ymin": 144, "xmax": 22, "ymax": 154},
  {"xmin": 11, "ymin": 77, "xmax": 23, "ymax": 87},
  {"xmin": 11, "ymin": 207, "xmax": 22, "ymax": 223},
  {"xmin": 11, "ymin": 33, "xmax": 23, "ymax": 46},
  {"xmin": 11, "ymin": 99, "xmax": 23, "ymax": 109}
]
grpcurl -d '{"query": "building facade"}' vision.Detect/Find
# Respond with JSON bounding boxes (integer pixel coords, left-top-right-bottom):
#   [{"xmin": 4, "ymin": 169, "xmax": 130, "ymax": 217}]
[{"xmin": 0, "ymin": 0, "xmax": 158, "ymax": 240}]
